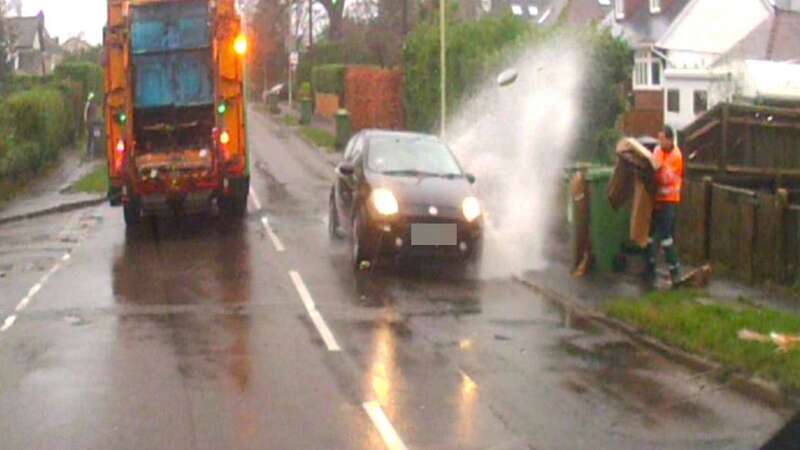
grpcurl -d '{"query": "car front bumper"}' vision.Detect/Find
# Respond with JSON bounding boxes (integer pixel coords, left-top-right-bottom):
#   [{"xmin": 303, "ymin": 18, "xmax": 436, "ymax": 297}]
[{"xmin": 362, "ymin": 214, "xmax": 483, "ymax": 261}]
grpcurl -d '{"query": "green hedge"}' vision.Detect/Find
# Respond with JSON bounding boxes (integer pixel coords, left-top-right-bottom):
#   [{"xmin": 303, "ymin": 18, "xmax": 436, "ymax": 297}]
[
  {"xmin": 404, "ymin": 14, "xmax": 531, "ymax": 132},
  {"xmin": 295, "ymin": 40, "xmax": 381, "ymax": 89},
  {"xmin": 0, "ymin": 61, "xmax": 103, "ymax": 183},
  {"xmin": 311, "ymin": 64, "xmax": 346, "ymax": 96}
]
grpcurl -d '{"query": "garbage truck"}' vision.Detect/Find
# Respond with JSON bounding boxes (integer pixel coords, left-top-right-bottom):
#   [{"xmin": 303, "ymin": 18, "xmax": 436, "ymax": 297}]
[{"xmin": 104, "ymin": 0, "xmax": 249, "ymax": 226}]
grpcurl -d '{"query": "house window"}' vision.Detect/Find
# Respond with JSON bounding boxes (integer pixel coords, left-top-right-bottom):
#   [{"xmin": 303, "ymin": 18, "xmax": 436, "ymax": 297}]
[
  {"xmin": 650, "ymin": 0, "xmax": 661, "ymax": 13},
  {"xmin": 633, "ymin": 51, "xmax": 663, "ymax": 89},
  {"xmin": 694, "ymin": 90, "xmax": 708, "ymax": 114},
  {"xmin": 667, "ymin": 89, "xmax": 680, "ymax": 113},
  {"xmin": 615, "ymin": 0, "xmax": 625, "ymax": 19},
  {"xmin": 510, "ymin": 4, "xmax": 523, "ymax": 15}
]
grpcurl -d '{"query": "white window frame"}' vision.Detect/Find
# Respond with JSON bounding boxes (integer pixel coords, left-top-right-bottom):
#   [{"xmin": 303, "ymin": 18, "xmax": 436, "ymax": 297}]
[
  {"xmin": 615, "ymin": 0, "xmax": 625, "ymax": 19},
  {"xmin": 666, "ymin": 89, "xmax": 680, "ymax": 113},
  {"xmin": 511, "ymin": 4, "xmax": 523, "ymax": 16},
  {"xmin": 650, "ymin": 0, "xmax": 661, "ymax": 13},
  {"xmin": 632, "ymin": 51, "xmax": 663, "ymax": 90}
]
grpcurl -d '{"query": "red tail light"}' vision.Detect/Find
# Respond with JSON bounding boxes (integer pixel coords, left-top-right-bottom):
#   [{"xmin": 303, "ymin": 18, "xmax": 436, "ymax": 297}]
[{"xmin": 116, "ymin": 139, "xmax": 125, "ymax": 153}]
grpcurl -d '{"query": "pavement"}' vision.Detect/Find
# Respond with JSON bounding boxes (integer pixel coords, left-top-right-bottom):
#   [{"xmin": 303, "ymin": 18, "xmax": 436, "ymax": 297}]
[
  {"xmin": 520, "ymin": 237, "xmax": 800, "ymax": 315},
  {"xmin": 0, "ymin": 105, "xmax": 790, "ymax": 450},
  {"xmin": 0, "ymin": 149, "xmax": 106, "ymax": 224}
]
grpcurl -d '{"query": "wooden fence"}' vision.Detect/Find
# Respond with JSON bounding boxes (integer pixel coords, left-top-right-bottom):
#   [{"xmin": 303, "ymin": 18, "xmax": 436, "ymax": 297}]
[
  {"xmin": 677, "ymin": 178, "xmax": 799, "ymax": 284},
  {"xmin": 682, "ymin": 103, "xmax": 800, "ymax": 184}
]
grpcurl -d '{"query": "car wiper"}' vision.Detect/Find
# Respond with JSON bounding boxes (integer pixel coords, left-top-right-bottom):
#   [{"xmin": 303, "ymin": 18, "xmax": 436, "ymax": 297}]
[{"xmin": 381, "ymin": 169, "xmax": 438, "ymax": 177}]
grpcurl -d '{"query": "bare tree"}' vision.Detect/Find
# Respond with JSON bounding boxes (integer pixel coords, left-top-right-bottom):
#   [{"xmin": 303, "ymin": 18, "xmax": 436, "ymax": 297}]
[
  {"xmin": 316, "ymin": 0, "xmax": 345, "ymax": 40},
  {"xmin": 8, "ymin": 0, "xmax": 20, "ymax": 16}
]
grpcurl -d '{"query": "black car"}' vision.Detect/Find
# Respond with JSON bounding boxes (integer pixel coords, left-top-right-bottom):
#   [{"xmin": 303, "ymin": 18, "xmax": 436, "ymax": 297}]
[{"xmin": 329, "ymin": 130, "xmax": 484, "ymax": 269}]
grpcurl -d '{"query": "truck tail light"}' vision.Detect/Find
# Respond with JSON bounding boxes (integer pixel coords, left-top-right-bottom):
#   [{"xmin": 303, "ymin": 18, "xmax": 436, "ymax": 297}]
[
  {"xmin": 116, "ymin": 139, "xmax": 125, "ymax": 153},
  {"xmin": 219, "ymin": 131, "xmax": 230, "ymax": 145}
]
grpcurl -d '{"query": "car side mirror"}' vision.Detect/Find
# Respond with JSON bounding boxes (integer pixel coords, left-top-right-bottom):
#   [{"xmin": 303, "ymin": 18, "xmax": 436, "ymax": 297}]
[
  {"xmin": 337, "ymin": 162, "xmax": 355, "ymax": 176},
  {"xmin": 465, "ymin": 173, "xmax": 476, "ymax": 184}
]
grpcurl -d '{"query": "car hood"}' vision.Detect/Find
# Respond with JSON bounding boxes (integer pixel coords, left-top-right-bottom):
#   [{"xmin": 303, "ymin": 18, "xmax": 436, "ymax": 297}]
[{"xmin": 368, "ymin": 172, "xmax": 474, "ymax": 210}]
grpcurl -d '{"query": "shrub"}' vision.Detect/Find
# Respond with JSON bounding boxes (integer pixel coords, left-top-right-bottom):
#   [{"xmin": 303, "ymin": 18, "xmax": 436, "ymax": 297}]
[
  {"xmin": 53, "ymin": 62, "xmax": 103, "ymax": 100},
  {"xmin": 345, "ymin": 67, "xmax": 404, "ymax": 131},
  {"xmin": 295, "ymin": 40, "xmax": 381, "ymax": 89},
  {"xmin": 403, "ymin": 14, "xmax": 531, "ymax": 132},
  {"xmin": 7, "ymin": 87, "xmax": 73, "ymax": 161},
  {"xmin": 312, "ymin": 64, "xmax": 347, "ymax": 97}
]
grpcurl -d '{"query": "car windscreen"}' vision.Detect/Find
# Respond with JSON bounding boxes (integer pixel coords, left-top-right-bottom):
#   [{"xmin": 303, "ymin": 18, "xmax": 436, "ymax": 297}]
[{"xmin": 367, "ymin": 136, "xmax": 462, "ymax": 176}]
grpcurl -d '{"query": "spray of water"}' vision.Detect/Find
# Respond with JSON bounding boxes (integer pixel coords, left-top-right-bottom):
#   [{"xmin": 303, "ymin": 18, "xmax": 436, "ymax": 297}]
[{"xmin": 449, "ymin": 39, "xmax": 586, "ymax": 278}]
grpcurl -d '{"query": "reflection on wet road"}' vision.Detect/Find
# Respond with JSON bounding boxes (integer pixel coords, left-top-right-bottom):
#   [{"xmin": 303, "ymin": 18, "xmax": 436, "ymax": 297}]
[{"xmin": 0, "ymin": 107, "xmax": 788, "ymax": 449}]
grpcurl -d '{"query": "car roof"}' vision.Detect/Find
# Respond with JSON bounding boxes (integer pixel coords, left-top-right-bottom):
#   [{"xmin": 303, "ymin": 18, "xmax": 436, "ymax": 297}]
[{"xmin": 360, "ymin": 129, "xmax": 441, "ymax": 142}]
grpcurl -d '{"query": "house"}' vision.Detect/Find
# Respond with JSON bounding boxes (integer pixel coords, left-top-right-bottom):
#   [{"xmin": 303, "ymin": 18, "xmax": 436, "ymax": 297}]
[
  {"xmin": 662, "ymin": 1, "xmax": 800, "ymax": 127},
  {"xmin": 6, "ymin": 12, "xmax": 63, "ymax": 76},
  {"xmin": 559, "ymin": 0, "xmax": 613, "ymax": 27},
  {"xmin": 657, "ymin": 0, "xmax": 778, "ymax": 129},
  {"xmin": 604, "ymin": 0, "xmax": 693, "ymax": 137},
  {"xmin": 463, "ymin": 0, "xmax": 561, "ymax": 25},
  {"xmin": 62, "ymin": 36, "xmax": 93, "ymax": 54}
]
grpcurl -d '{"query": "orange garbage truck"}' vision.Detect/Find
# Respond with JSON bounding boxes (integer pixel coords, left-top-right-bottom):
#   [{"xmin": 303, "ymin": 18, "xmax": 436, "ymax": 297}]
[{"xmin": 104, "ymin": 0, "xmax": 249, "ymax": 226}]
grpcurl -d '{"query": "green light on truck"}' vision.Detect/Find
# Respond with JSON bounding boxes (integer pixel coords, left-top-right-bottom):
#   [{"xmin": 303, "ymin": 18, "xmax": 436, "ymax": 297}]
[{"xmin": 217, "ymin": 102, "xmax": 228, "ymax": 115}]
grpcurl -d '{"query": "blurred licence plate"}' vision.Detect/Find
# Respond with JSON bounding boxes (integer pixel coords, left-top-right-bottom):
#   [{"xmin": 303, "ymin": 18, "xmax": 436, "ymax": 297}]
[{"xmin": 411, "ymin": 223, "xmax": 456, "ymax": 246}]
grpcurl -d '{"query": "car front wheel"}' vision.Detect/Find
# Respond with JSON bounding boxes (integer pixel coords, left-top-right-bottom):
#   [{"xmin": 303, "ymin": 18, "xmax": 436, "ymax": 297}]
[
  {"xmin": 329, "ymin": 193, "xmax": 342, "ymax": 240},
  {"xmin": 351, "ymin": 211, "xmax": 370, "ymax": 270}
]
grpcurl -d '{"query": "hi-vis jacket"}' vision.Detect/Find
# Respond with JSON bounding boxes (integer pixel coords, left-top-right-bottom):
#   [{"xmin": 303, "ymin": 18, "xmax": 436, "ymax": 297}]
[{"xmin": 653, "ymin": 146, "xmax": 684, "ymax": 204}]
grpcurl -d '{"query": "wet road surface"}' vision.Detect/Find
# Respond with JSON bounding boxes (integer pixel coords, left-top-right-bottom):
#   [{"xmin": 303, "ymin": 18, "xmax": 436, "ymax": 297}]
[{"xmin": 0, "ymin": 108, "xmax": 788, "ymax": 449}]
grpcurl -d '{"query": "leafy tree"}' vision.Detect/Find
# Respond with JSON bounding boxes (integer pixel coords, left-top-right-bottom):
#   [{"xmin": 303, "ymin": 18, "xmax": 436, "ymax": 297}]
[{"xmin": 0, "ymin": 0, "xmax": 9, "ymax": 87}]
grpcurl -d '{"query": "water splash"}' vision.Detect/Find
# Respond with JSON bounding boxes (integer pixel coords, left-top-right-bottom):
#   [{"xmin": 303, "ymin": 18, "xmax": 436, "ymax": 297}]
[{"xmin": 449, "ymin": 39, "xmax": 586, "ymax": 278}]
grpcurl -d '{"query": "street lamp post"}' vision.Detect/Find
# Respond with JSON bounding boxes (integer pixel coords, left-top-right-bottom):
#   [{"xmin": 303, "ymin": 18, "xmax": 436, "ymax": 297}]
[{"xmin": 440, "ymin": 0, "xmax": 446, "ymax": 137}]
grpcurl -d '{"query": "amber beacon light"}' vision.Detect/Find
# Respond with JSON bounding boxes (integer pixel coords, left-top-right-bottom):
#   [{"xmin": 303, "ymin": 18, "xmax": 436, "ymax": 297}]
[{"xmin": 234, "ymin": 34, "xmax": 248, "ymax": 56}]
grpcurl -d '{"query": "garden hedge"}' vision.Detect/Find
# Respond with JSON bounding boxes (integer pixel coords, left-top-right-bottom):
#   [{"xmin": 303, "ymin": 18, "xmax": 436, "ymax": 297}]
[
  {"xmin": 311, "ymin": 64, "xmax": 347, "ymax": 97},
  {"xmin": 0, "ymin": 61, "xmax": 103, "ymax": 183}
]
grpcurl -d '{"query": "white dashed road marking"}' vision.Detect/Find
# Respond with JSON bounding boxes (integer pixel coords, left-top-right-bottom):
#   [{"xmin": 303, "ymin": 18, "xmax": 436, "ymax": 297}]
[
  {"xmin": 363, "ymin": 401, "xmax": 409, "ymax": 450},
  {"xmin": 261, "ymin": 216, "xmax": 286, "ymax": 252},
  {"xmin": 0, "ymin": 315, "xmax": 17, "ymax": 333},
  {"xmin": 249, "ymin": 187, "xmax": 262, "ymax": 211},
  {"xmin": 3, "ymin": 251, "xmax": 71, "ymax": 333},
  {"xmin": 289, "ymin": 271, "xmax": 341, "ymax": 352}
]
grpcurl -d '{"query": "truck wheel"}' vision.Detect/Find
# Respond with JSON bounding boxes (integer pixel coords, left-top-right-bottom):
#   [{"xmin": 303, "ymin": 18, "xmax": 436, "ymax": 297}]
[
  {"xmin": 221, "ymin": 178, "xmax": 249, "ymax": 218},
  {"xmin": 123, "ymin": 200, "xmax": 141, "ymax": 227}
]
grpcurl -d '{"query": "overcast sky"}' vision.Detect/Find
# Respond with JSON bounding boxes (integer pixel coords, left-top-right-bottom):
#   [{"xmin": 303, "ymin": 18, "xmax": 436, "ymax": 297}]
[{"xmin": 21, "ymin": 0, "xmax": 106, "ymax": 45}]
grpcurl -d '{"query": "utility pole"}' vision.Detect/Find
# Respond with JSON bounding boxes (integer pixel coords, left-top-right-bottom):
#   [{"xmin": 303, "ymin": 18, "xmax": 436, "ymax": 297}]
[
  {"xmin": 288, "ymin": 0, "xmax": 293, "ymax": 110},
  {"xmin": 308, "ymin": 0, "xmax": 314, "ymax": 72},
  {"xmin": 440, "ymin": 0, "xmax": 446, "ymax": 137}
]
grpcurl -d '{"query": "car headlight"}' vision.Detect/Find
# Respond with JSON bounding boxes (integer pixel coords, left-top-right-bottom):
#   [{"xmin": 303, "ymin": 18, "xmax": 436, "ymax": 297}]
[
  {"xmin": 462, "ymin": 196, "xmax": 481, "ymax": 222},
  {"xmin": 371, "ymin": 188, "xmax": 399, "ymax": 216}
]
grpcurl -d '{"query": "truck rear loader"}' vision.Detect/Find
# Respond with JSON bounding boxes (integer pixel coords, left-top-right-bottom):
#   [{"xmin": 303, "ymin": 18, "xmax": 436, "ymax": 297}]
[{"xmin": 104, "ymin": 0, "xmax": 249, "ymax": 226}]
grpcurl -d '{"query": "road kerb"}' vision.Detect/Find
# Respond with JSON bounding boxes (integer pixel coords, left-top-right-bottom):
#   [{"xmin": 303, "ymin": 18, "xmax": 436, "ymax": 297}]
[
  {"xmin": 0, "ymin": 197, "xmax": 106, "ymax": 226},
  {"xmin": 512, "ymin": 275, "xmax": 798, "ymax": 412}
]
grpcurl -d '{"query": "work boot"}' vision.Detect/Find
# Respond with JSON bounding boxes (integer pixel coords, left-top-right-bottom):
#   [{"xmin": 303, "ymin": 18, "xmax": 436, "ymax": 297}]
[{"xmin": 669, "ymin": 267, "xmax": 682, "ymax": 288}]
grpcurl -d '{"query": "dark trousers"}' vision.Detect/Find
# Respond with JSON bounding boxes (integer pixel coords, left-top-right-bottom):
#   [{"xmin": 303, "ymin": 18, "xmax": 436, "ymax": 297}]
[{"xmin": 646, "ymin": 203, "xmax": 680, "ymax": 278}]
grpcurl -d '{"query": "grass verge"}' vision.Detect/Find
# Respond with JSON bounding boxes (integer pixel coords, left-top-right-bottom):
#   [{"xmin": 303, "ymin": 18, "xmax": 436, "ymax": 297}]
[
  {"xmin": 72, "ymin": 163, "xmax": 108, "ymax": 194},
  {"xmin": 299, "ymin": 126, "xmax": 335, "ymax": 152},
  {"xmin": 282, "ymin": 114, "xmax": 299, "ymax": 127},
  {"xmin": 605, "ymin": 290, "xmax": 800, "ymax": 392}
]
